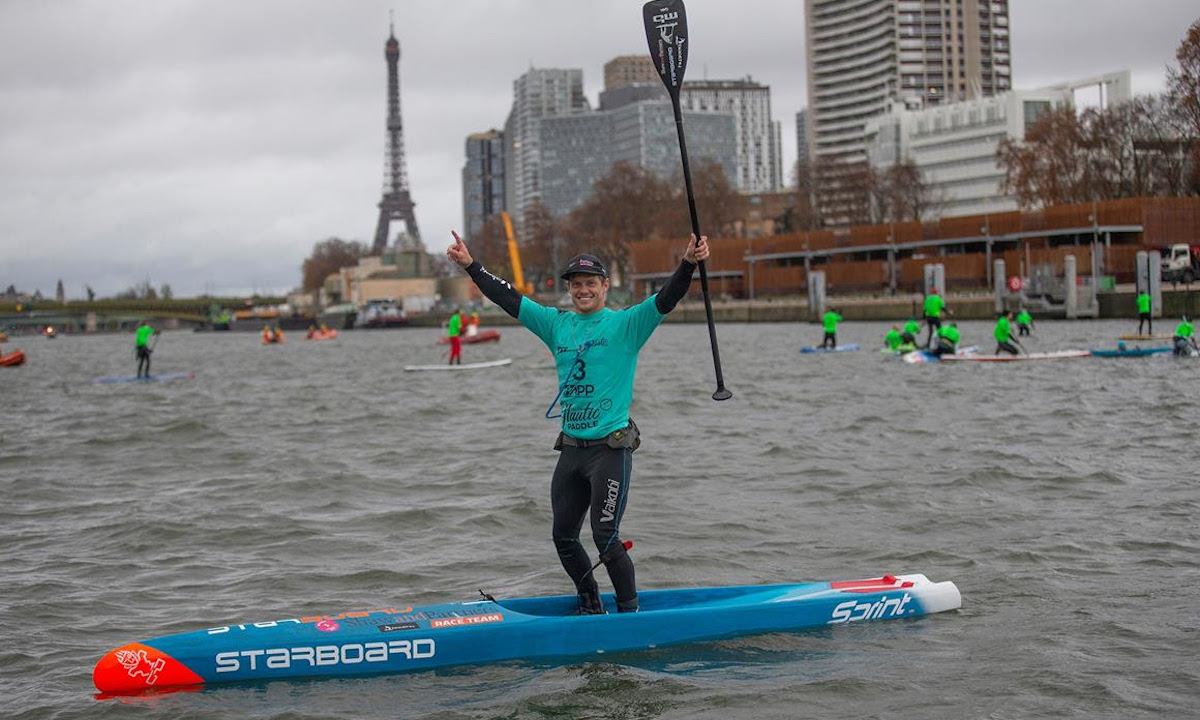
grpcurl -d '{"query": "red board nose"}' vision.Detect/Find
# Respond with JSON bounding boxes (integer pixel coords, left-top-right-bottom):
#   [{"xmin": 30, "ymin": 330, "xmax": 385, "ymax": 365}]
[{"xmin": 93, "ymin": 642, "xmax": 205, "ymax": 694}]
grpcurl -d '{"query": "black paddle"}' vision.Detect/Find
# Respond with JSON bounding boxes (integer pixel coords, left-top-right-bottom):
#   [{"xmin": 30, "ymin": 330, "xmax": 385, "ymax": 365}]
[{"xmin": 643, "ymin": 0, "xmax": 732, "ymax": 402}]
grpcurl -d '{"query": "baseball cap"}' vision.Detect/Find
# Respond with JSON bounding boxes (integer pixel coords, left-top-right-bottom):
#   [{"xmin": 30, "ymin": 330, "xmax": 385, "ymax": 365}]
[{"xmin": 560, "ymin": 254, "xmax": 609, "ymax": 280}]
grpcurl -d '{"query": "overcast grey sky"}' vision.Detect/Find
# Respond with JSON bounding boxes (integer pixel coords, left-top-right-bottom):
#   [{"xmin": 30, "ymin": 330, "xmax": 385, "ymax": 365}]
[{"xmin": 1, "ymin": 1, "xmax": 1195, "ymax": 298}]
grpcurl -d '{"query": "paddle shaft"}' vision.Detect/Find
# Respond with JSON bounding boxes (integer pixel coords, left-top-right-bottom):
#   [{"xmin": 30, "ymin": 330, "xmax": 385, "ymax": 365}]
[
  {"xmin": 670, "ymin": 101, "xmax": 730, "ymax": 400},
  {"xmin": 644, "ymin": 0, "xmax": 730, "ymax": 401}
]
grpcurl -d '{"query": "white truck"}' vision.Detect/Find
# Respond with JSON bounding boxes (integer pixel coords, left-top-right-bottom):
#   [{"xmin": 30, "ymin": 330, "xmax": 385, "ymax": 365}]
[{"xmin": 1161, "ymin": 243, "xmax": 1200, "ymax": 284}]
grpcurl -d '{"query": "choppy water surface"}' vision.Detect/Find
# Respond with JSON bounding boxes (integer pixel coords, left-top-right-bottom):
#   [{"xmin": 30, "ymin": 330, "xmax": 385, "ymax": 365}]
[{"xmin": 2, "ymin": 319, "xmax": 1197, "ymax": 719}]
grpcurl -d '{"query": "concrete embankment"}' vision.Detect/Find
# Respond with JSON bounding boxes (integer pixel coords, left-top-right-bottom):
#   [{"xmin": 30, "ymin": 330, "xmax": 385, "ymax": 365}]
[{"xmin": 410, "ymin": 287, "xmax": 1200, "ymax": 326}]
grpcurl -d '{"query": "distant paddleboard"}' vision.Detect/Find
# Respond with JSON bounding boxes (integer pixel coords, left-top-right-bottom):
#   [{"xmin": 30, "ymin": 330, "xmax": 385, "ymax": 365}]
[
  {"xmin": 901, "ymin": 346, "xmax": 980, "ymax": 364},
  {"xmin": 93, "ymin": 372, "xmax": 195, "ymax": 385},
  {"xmin": 403, "ymin": 358, "xmax": 513, "ymax": 372},
  {"xmin": 939, "ymin": 350, "xmax": 1090, "ymax": 363},
  {"xmin": 1117, "ymin": 334, "xmax": 1173, "ymax": 341},
  {"xmin": 1091, "ymin": 346, "xmax": 1172, "ymax": 357},
  {"xmin": 800, "ymin": 343, "xmax": 860, "ymax": 354}
]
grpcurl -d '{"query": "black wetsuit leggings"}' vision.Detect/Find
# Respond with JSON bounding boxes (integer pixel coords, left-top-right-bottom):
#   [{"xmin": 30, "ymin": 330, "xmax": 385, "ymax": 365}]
[
  {"xmin": 924, "ymin": 316, "xmax": 941, "ymax": 347},
  {"xmin": 1139, "ymin": 313, "xmax": 1152, "ymax": 335},
  {"xmin": 821, "ymin": 332, "xmax": 836, "ymax": 349},
  {"xmin": 136, "ymin": 346, "xmax": 151, "ymax": 377},
  {"xmin": 551, "ymin": 444, "xmax": 636, "ymax": 610}
]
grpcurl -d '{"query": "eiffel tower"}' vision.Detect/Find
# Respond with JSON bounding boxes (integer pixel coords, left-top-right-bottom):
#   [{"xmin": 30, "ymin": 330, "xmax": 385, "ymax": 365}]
[{"xmin": 372, "ymin": 18, "xmax": 421, "ymax": 254}]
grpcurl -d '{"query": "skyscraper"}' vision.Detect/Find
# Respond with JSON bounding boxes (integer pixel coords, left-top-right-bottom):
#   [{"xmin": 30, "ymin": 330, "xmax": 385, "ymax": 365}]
[
  {"xmin": 505, "ymin": 68, "xmax": 590, "ymax": 232},
  {"xmin": 678, "ymin": 78, "xmax": 783, "ymax": 194},
  {"xmin": 603, "ymin": 55, "xmax": 660, "ymax": 91},
  {"xmin": 804, "ymin": 0, "xmax": 1011, "ymax": 169},
  {"xmin": 461, "ymin": 129, "xmax": 505, "ymax": 241}
]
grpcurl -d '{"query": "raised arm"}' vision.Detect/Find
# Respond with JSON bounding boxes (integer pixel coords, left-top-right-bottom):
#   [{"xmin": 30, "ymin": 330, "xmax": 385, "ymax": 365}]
[
  {"xmin": 655, "ymin": 234, "xmax": 709, "ymax": 315},
  {"xmin": 447, "ymin": 230, "xmax": 523, "ymax": 318}
]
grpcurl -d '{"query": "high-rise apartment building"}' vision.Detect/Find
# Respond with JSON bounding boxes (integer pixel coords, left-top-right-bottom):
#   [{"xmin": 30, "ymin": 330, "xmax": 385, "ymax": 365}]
[
  {"xmin": 604, "ymin": 55, "xmax": 659, "ymax": 91},
  {"xmin": 805, "ymin": 0, "xmax": 1011, "ymax": 169},
  {"xmin": 506, "ymin": 68, "xmax": 590, "ymax": 228},
  {"xmin": 461, "ymin": 129, "xmax": 505, "ymax": 241},
  {"xmin": 539, "ymin": 96, "xmax": 737, "ymax": 219},
  {"xmin": 864, "ymin": 71, "xmax": 1130, "ymax": 218},
  {"xmin": 679, "ymin": 79, "xmax": 783, "ymax": 193}
]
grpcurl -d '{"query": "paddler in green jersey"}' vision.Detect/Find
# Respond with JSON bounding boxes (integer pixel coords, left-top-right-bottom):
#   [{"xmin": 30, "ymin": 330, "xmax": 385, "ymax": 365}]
[
  {"xmin": 884, "ymin": 325, "xmax": 903, "ymax": 351},
  {"xmin": 134, "ymin": 321, "xmax": 159, "ymax": 378},
  {"xmin": 933, "ymin": 323, "xmax": 961, "ymax": 357},
  {"xmin": 1016, "ymin": 309, "xmax": 1034, "ymax": 336},
  {"xmin": 922, "ymin": 288, "xmax": 948, "ymax": 348},
  {"xmin": 994, "ymin": 310, "xmax": 1021, "ymax": 355},
  {"xmin": 447, "ymin": 308, "xmax": 463, "ymax": 365},
  {"xmin": 1173, "ymin": 315, "xmax": 1197, "ymax": 356},
  {"xmin": 820, "ymin": 308, "xmax": 842, "ymax": 349},
  {"xmin": 901, "ymin": 317, "xmax": 921, "ymax": 347},
  {"xmin": 1136, "ymin": 292, "xmax": 1152, "ymax": 335}
]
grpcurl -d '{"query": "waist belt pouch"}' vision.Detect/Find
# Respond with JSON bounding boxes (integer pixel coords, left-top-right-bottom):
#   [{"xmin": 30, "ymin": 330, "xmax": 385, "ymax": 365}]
[{"xmin": 605, "ymin": 419, "xmax": 641, "ymax": 452}]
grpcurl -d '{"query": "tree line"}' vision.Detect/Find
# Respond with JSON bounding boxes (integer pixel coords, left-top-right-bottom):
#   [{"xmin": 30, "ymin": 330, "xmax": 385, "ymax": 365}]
[
  {"xmin": 997, "ymin": 20, "xmax": 1199, "ymax": 209},
  {"xmin": 300, "ymin": 159, "xmax": 746, "ymax": 293}
]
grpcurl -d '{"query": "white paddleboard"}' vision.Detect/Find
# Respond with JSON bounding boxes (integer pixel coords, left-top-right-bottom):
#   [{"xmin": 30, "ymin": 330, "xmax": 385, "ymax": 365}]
[
  {"xmin": 939, "ymin": 350, "xmax": 1090, "ymax": 362},
  {"xmin": 403, "ymin": 358, "xmax": 513, "ymax": 372}
]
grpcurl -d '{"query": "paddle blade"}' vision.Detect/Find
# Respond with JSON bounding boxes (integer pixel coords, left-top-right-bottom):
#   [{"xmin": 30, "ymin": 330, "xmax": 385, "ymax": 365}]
[
  {"xmin": 642, "ymin": 0, "xmax": 689, "ymax": 97},
  {"xmin": 711, "ymin": 387, "xmax": 733, "ymax": 402}
]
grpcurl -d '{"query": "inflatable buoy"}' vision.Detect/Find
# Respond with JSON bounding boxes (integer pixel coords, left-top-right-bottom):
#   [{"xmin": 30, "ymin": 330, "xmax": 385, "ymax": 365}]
[{"xmin": 1007, "ymin": 275, "xmax": 1023, "ymax": 292}]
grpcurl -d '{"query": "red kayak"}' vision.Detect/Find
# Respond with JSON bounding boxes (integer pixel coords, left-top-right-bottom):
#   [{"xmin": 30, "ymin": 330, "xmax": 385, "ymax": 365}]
[
  {"xmin": 438, "ymin": 329, "xmax": 501, "ymax": 345},
  {"xmin": 0, "ymin": 349, "xmax": 27, "ymax": 367}
]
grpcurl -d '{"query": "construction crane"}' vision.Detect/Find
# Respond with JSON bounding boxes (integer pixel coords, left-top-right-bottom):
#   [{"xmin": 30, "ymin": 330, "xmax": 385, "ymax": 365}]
[{"xmin": 500, "ymin": 211, "xmax": 534, "ymax": 295}]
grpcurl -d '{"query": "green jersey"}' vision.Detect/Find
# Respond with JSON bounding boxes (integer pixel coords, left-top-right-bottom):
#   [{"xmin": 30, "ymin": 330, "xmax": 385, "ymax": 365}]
[
  {"xmin": 903, "ymin": 319, "xmax": 920, "ymax": 336},
  {"xmin": 519, "ymin": 295, "xmax": 665, "ymax": 440},
  {"xmin": 938, "ymin": 325, "xmax": 960, "ymax": 344},
  {"xmin": 1176, "ymin": 321, "xmax": 1194, "ymax": 338},
  {"xmin": 923, "ymin": 294, "xmax": 945, "ymax": 318},
  {"xmin": 822, "ymin": 310, "xmax": 842, "ymax": 333},
  {"xmin": 1136, "ymin": 293, "xmax": 1151, "ymax": 313},
  {"xmin": 135, "ymin": 325, "xmax": 154, "ymax": 348},
  {"xmin": 447, "ymin": 313, "xmax": 462, "ymax": 338},
  {"xmin": 1016, "ymin": 311, "xmax": 1032, "ymax": 325},
  {"xmin": 994, "ymin": 316, "xmax": 1012, "ymax": 343},
  {"xmin": 884, "ymin": 329, "xmax": 902, "ymax": 349}
]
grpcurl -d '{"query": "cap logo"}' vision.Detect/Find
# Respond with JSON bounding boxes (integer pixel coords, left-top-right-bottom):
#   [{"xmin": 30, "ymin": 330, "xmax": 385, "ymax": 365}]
[{"xmin": 578, "ymin": 259, "xmax": 594, "ymax": 267}]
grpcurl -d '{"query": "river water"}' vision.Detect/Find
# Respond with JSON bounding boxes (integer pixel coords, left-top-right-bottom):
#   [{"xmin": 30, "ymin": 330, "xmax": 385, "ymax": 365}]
[{"xmin": 2, "ymin": 319, "xmax": 1197, "ymax": 719}]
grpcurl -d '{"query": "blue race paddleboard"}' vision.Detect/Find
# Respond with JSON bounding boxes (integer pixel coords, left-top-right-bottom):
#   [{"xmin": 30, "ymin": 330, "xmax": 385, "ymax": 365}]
[
  {"xmin": 1090, "ymin": 346, "xmax": 1172, "ymax": 357},
  {"xmin": 93, "ymin": 573, "xmax": 960, "ymax": 695},
  {"xmin": 800, "ymin": 343, "xmax": 860, "ymax": 354},
  {"xmin": 92, "ymin": 372, "xmax": 195, "ymax": 385}
]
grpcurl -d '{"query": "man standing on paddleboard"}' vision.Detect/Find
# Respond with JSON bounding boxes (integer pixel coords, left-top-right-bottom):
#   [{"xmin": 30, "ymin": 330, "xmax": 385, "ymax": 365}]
[
  {"xmin": 134, "ymin": 321, "xmax": 158, "ymax": 378},
  {"xmin": 447, "ymin": 229, "xmax": 709, "ymax": 615},
  {"xmin": 446, "ymin": 308, "xmax": 463, "ymax": 365}
]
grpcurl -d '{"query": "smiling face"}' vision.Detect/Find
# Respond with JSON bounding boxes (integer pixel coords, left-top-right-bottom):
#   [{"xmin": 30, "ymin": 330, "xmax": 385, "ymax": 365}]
[{"xmin": 567, "ymin": 274, "xmax": 609, "ymax": 314}]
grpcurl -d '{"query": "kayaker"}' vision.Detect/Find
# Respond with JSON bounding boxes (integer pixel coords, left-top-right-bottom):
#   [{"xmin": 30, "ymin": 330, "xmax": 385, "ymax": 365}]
[
  {"xmin": 447, "ymin": 308, "xmax": 463, "ymax": 365},
  {"xmin": 134, "ymin": 321, "xmax": 158, "ymax": 378},
  {"xmin": 1136, "ymin": 291, "xmax": 1152, "ymax": 336},
  {"xmin": 922, "ymin": 288, "xmax": 948, "ymax": 348},
  {"xmin": 883, "ymin": 325, "xmax": 903, "ymax": 351},
  {"xmin": 901, "ymin": 317, "xmax": 921, "ymax": 347},
  {"xmin": 1172, "ymin": 315, "xmax": 1197, "ymax": 356},
  {"xmin": 933, "ymin": 322, "xmax": 961, "ymax": 357},
  {"xmin": 820, "ymin": 307, "xmax": 842, "ymax": 349},
  {"xmin": 1016, "ymin": 308, "xmax": 1034, "ymax": 336},
  {"xmin": 994, "ymin": 310, "xmax": 1021, "ymax": 355},
  {"xmin": 447, "ymin": 228, "xmax": 709, "ymax": 615}
]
